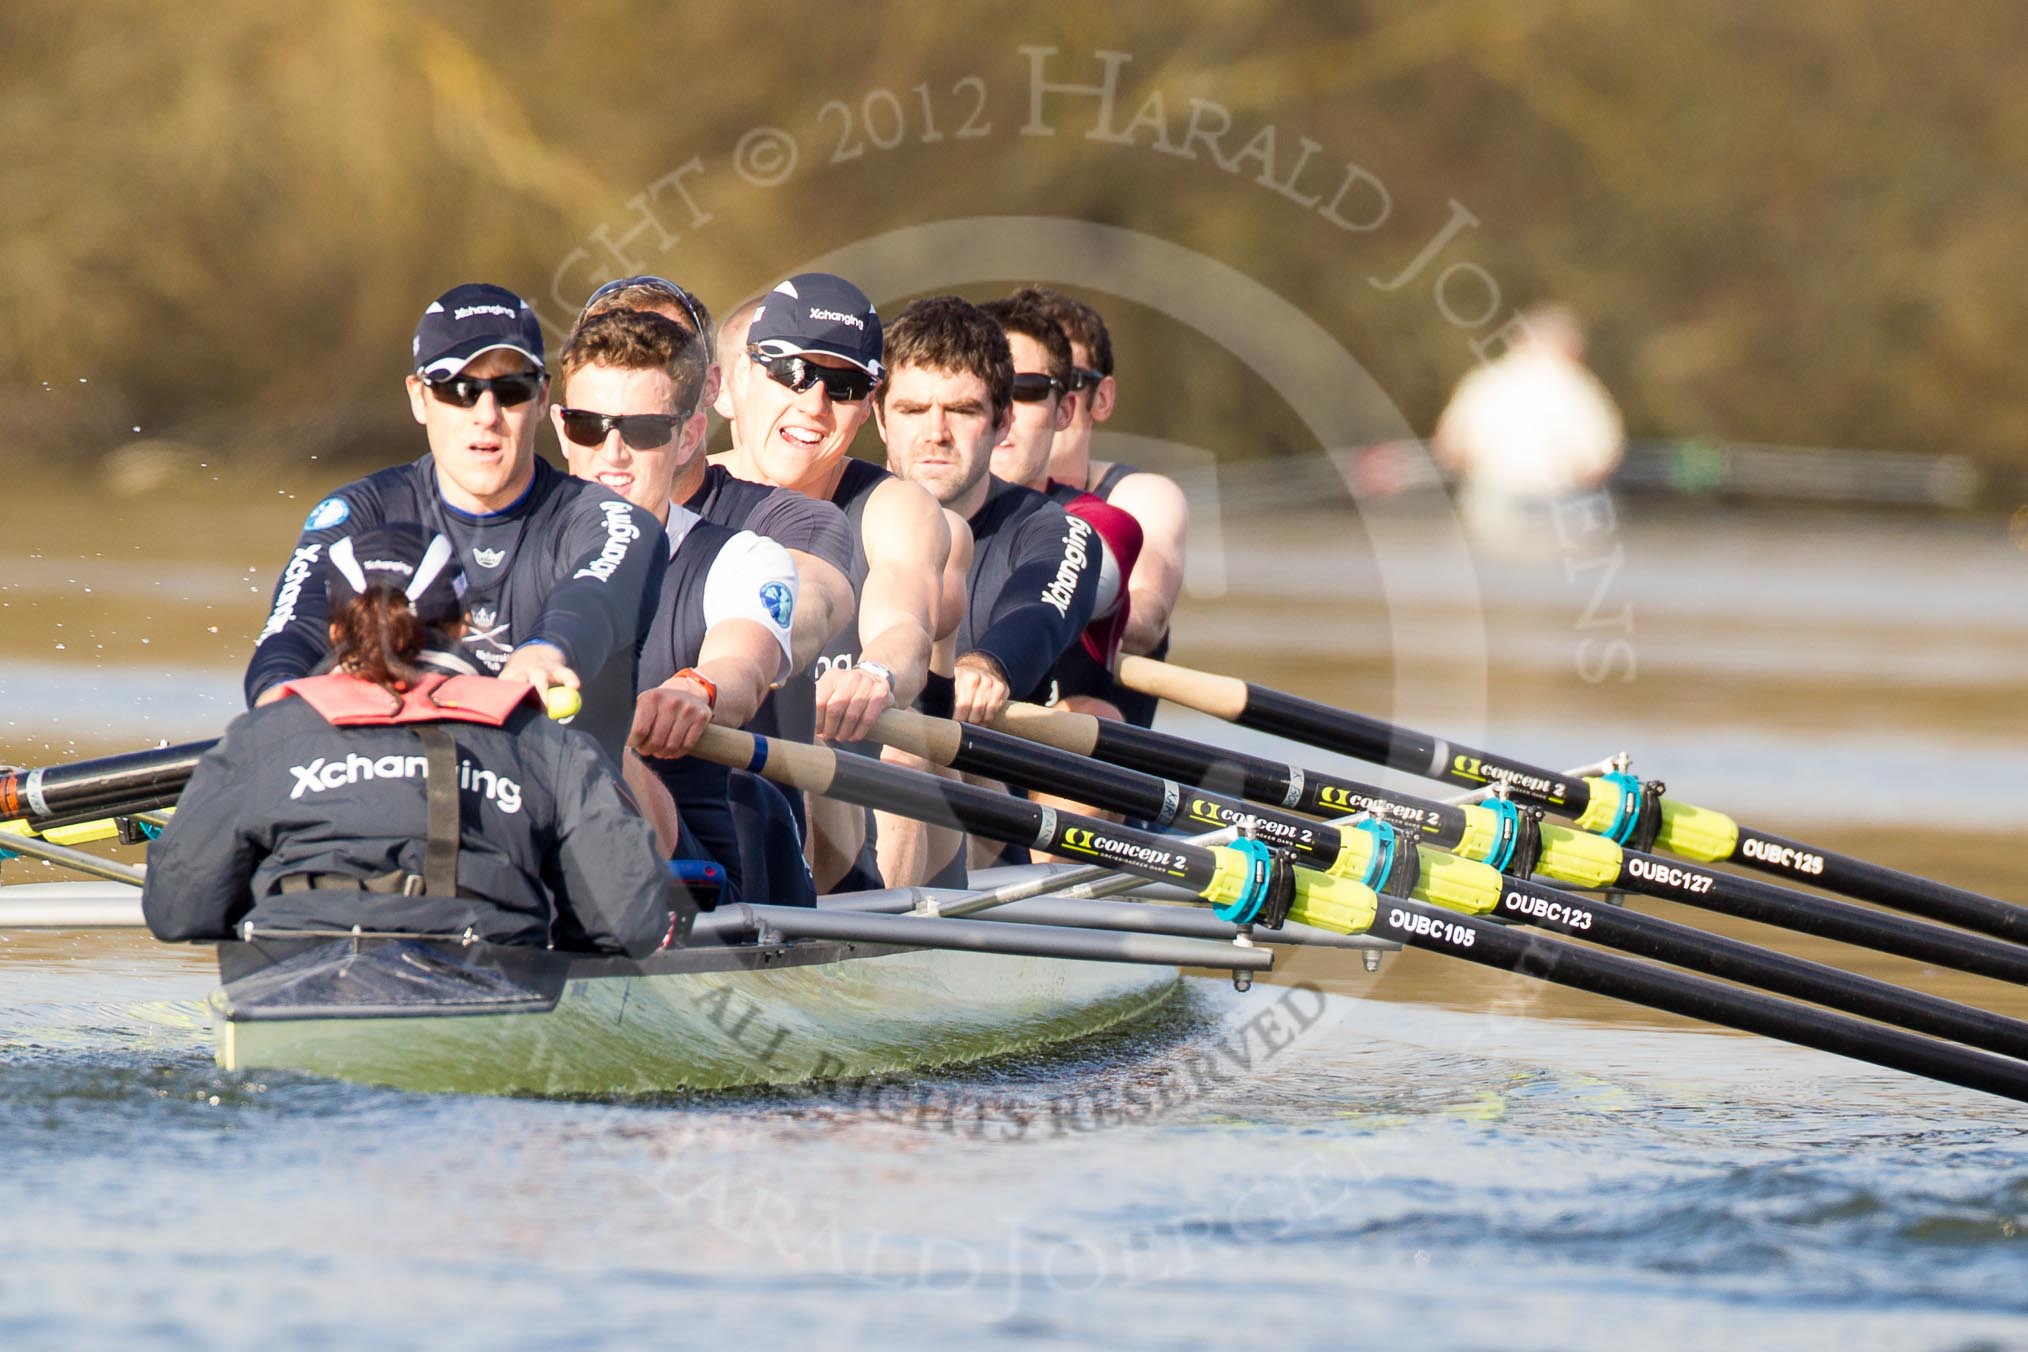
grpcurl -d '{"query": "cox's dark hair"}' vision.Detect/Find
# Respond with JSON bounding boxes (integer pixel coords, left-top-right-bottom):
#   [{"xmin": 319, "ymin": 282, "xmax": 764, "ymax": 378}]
[{"xmin": 331, "ymin": 589, "xmax": 435, "ymax": 692}]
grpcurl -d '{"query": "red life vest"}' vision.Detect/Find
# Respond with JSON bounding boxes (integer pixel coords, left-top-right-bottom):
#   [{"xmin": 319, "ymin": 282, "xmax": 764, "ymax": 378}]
[{"xmin": 278, "ymin": 672, "xmax": 539, "ymax": 728}]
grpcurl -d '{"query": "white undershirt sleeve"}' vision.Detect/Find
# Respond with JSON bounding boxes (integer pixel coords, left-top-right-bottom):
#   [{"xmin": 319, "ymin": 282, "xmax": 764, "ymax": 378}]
[{"xmin": 701, "ymin": 530, "xmax": 798, "ymax": 676}]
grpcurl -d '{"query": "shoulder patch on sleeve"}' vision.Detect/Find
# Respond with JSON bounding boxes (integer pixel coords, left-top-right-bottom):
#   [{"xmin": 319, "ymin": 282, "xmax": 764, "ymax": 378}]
[
  {"xmin": 304, "ymin": 496, "xmax": 351, "ymax": 531},
  {"xmin": 760, "ymin": 580, "xmax": 794, "ymax": 628}
]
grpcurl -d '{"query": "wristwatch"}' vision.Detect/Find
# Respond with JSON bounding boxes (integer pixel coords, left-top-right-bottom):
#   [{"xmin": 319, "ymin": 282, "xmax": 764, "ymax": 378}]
[{"xmin": 854, "ymin": 659, "xmax": 896, "ymax": 694}]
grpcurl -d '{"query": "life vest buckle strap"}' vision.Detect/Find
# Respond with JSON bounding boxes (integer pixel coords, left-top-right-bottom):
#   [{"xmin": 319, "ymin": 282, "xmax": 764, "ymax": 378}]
[{"xmin": 277, "ymin": 869, "xmax": 420, "ymax": 895}]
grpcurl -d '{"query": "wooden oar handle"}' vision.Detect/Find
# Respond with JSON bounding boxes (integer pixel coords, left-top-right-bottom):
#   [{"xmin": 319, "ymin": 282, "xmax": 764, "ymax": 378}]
[
  {"xmin": 689, "ymin": 725, "xmax": 838, "ymax": 795},
  {"xmin": 1116, "ymin": 656, "xmax": 1248, "ymax": 720},
  {"xmin": 990, "ymin": 702, "xmax": 1101, "ymax": 755},
  {"xmin": 870, "ymin": 708, "xmax": 962, "ymax": 765}
]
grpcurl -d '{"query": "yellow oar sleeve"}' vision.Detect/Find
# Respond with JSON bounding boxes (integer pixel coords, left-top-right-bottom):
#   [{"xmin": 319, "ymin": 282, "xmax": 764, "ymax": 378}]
[
  {"xmin": 1287, "ymin": 870, "xmax": 1379, "ymax": 935},
  {"xmin": 1535, "ymin": 824, "xmax": 1626, "ymax": 890},
  {"xmin": 1653, "ymin": 799, "xmax": 1741, "ymax": 863},
  {"xmin": 3, "ymin": 817, "xmax": 123, "ymax": 847},
  {"xmin": 1202, "ymin": 846, "xmax": 1381, "ymax": 935},
  {"xmin": 1414, "ymin": 851, "xmax": 1504, "ymax": 916}
]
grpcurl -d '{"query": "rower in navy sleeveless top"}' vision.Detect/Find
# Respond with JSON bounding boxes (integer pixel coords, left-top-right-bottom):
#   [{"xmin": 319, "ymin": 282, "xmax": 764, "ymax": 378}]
[
  {"xmin": 552, "ymin": 309, "xmax": 811, "ymax": 906},
  {"xmin": 720, "ymin": 274, "xmax": 956, "ymax": 893},
  {"xmin": 878, "ymin": 296, "xmax": 1101, "ymax": 878},
  {"xmin": 245, "ymin": 284, "xmax": 668, "ymax": 768},
  {"xmin": 147, "ymin": 525, "xmax": 683, "ymax": 954}
]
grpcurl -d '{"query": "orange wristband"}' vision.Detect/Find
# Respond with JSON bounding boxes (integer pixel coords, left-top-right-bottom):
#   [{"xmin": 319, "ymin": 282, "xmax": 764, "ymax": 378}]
[{"xmin": 674, "ymin": 667, "xmax": 717, "ymax": 711}]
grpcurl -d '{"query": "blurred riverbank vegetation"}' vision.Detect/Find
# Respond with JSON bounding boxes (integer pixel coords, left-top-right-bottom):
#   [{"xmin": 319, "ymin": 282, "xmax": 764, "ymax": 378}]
[{"xmin": 4, "ymin": 0, "xmax": 2023, "ymax": 486}]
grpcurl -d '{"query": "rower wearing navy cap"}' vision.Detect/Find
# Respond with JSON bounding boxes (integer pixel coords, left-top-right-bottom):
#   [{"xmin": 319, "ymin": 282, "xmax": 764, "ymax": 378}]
[
  {"xmin": 721, "ymin": 272, "xmax": 958, "ymax": 892},
  {"xmin": 244, "ymin": 283, "xmax": 668, "ymax": 769},
  {"xmin": 149, "ymin": 524, "xmax": 684, "ymax": 955}
]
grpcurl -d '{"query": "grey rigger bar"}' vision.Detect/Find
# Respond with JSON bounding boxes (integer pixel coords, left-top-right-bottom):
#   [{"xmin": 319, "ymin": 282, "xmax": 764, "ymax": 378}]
[
  {"xmin": 827, "ymin": 889, "xmax": 1395, "ymax": 952},
  {"xmin": 693, "ymin": 903, "xmax": 1276, "ymax": 971}
]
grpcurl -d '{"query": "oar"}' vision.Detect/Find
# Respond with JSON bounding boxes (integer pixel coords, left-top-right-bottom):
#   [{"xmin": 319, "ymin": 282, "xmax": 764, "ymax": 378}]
[
  {"xmin": 904, "ymin": 752, "xmax": 1576, "ymax": 923},
  {"xmin": 1119, "ymin": 655, "xmax": 2028, "ymax": 940},
  {"xmin": 984, "ymin": 702, "xmax": 2028, "ymax": 986},
  {"xmin": 869, "ymin": 708, "xmax": 2028, "ymax": 1062},
  {"xmin": 0, "ymin": 741, "xmax": 211, "ymax": 827},
  {"xmin": 0, "ymin": 689, "xmax": 585, "ymax": 833},
  {"xmin": 689, "ymin": 724, "xmax": 2028, "ymax": 1105}
]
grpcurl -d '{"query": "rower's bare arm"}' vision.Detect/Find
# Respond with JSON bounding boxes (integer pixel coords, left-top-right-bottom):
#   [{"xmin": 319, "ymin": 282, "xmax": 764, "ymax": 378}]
[
  {"xmin": 629, "ymin": 612, "xmax": 776, "ymax": 762},
  {"xmin": 835, "ymin": 481, "xmax": 950, "ymax": 709},
  {"xmin": 697, "ymin": 618, "xmax": 786, "ymax": 728},
  {"xmin": 874, "ymin": 745, "xmax": 965, "ymax": 888},
  {"xmin": 1108, "ymin": 472, "xmax": 1189, "ymax": 654},
  {"xmin": 786, "ymin": 549, "xmax": 852, "ymax": 672},
  {"xmin": 928, "ymin": 516, "xmax": 974, "ymax": 674},
  {"xmin": 621, "ymin": 750, "xmax": 685, "ymax": 858},
  {"xmin": 936, "ymin": 508, "xmax": 972, "ymax": 643}
]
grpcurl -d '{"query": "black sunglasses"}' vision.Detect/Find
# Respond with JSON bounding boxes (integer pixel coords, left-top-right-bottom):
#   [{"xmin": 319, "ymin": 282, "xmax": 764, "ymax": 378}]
[
  {"xmin": 424, "ymin": 372, "xmax": 545, "ymax": 409},
  {"xmin": 1009, "ymin": 372, "xmax": 1064, "ymax": 404},
  {"xmin": 1069, "ymin": 365, "xmax": 1105, "ymax": 392},
  {"xmin": 558, "ymin": 408, "xmax": 684, "ymax": 449},
  {"xmin": 581, "ymin": 275, "xmax": 710, "ymax": 338},
  {"xmin": 749, "ymin": 350, "xmax": 877, "ymax": 403}
]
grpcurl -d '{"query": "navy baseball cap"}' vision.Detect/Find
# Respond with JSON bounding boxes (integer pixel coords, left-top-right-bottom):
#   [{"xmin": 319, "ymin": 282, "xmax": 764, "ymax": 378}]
[
  {"xmin": 412, "ymin": 283, "xmax": 545, "ymax": 378},
  {"xmin": 325, "ymin": 525, "xmax": 468, "ymax": 626},
  {"xmin": 747, "ymin": 273, "xmax": 884, "ymax": 378}
]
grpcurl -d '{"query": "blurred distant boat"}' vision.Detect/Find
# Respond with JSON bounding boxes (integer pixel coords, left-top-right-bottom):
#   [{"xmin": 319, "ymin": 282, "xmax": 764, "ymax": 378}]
[
  {"xmin": 1262, "ymin": 439, "xmax": 1988, "ymax": 511},
  {"xmin": 1614, "ymin": 438, "xmax": 1985, "ymax": 509}
]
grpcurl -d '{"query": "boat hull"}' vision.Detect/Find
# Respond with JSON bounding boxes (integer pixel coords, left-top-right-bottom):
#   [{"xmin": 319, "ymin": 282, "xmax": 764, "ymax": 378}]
[{"xmin": 212, "ymin": 936, "xmax": 1180, "ymax": 1096}]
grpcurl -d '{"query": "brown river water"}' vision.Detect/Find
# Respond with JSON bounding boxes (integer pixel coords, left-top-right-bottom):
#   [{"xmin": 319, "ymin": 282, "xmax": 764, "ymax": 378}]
[{"xmin": 2, "ymin": 457, "xmax": 2026, "ymax": 1347}]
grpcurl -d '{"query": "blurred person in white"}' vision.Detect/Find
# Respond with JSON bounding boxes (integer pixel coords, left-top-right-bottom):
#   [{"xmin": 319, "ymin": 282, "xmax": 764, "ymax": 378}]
[{"xmin": 1433, "ymin": 306, "xmax": 1624, "ymax": 550}]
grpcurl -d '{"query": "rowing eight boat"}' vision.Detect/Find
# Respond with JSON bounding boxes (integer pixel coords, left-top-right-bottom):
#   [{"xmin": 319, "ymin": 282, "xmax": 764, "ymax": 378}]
[{"xmin": 10, "ymin": 868, "xmax": 1389, "ymax": 1096}]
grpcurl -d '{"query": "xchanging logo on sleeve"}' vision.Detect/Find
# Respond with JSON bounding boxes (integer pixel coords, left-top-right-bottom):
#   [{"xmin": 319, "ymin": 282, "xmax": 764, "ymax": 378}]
[
  {"xmin": 255, "ymin": 542, "xmax": 325, "ymax": 642},
  {"xmin": 574, "ymin": 500, "xmax": 645, "ymax": 581},
  {"xmin": 1040, "ymin": 514, "xmax": 1094, "ymax": 616}
]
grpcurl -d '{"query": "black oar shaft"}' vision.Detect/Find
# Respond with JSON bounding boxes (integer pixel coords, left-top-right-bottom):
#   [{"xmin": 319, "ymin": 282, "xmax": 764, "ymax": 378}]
[
  {"xmin": 1615, "ymin": 848, "xmax": 2028, "ymax": 985},
  {"xmin": 699, "ymin": 726, "xmax": 2028, "ymax": 1104},
  {"xmin": 732, "ymin": 730, "xmax": 1223, "ymax": 895},
  {"xmin": 998, "ymin": 702, "xmax": 2028, "ymax": 985},
  {"xmin": 1727, "ymin": 824, "xmax": 2028, "ymax": 943},
  {"xmin": 1027, "ymin": 705, "xmax": 1477, "ymax": 847},
  {"xmin": 1376, "ymin": 899, "xmax": 2028, "ymax": 1106},
  {"xmin": 1119, "ymin": 657, "xmax": 2027, "ymax": 938},
  {"xmin": 894, "ymin": 712, "xmax": 2028, "ymax": 1062},
  {"xmin": 0, "ymin": 741, "xmax": 213, "ymax": 825},
  {"xmin": 1492, "ymin": 876, "xmax": 2028, "ymax": 1062},
  {"xmin": 1118, "ymin": 656, "xmax": 1594, "ymax": 811}
]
